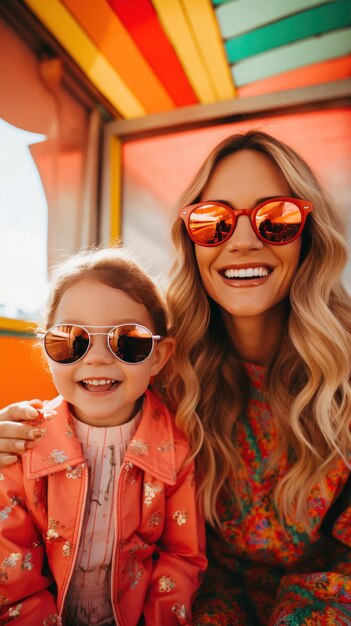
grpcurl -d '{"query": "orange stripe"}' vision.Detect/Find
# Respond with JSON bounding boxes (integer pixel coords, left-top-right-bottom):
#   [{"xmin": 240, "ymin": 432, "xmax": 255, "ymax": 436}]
[
  {"xmin": 108, "ymin": 0, "xmax": 198, "ymax": 106},
  {"xmin": 62, "ymin": 0, "xmax": 175, "ymax": 113},
  {"xmin": 237, "ymin": 55, "xmax": 351, "ymax": 98}
]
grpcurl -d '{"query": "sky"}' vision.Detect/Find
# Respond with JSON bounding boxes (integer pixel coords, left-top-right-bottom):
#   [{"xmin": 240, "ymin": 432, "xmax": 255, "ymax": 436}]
[{"xmin": 0, "ymin": 118, "xmax": 49, "ymax": 320}]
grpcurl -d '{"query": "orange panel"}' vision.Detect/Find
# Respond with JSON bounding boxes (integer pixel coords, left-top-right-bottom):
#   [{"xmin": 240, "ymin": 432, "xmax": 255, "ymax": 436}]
[
  {"xmin": 62, "ymin": 0, "xmax": 175, "ymax": 113},
  {"xmin": 108, "ymin": 0, "xmax": 198, "ymax": 106},
  {"xmin": 122, "ymin": 108, "xmax": 351, "ymax": 215},
  {"xmin": 0, "ymin": 337, "xmax": 56, "ymax": 405},
  {"xmin": 237, "ymin": 56, "xmax": 351, "ymax": 98}
]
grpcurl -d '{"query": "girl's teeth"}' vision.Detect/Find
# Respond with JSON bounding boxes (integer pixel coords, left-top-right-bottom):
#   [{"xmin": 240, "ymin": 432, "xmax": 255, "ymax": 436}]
[
  {"xmin": 83, "ymin": 379, "xmax": 116, "ymax": 386},
  {"xmin": 224, "ymin": 266, "xmax": 270, "ymax": 279}
]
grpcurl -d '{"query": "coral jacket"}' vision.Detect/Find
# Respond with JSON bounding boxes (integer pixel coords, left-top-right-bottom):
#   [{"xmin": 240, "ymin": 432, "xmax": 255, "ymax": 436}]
[{"xmin": 0, "ymin": 389, "xmax": 206, "ymax": 626}]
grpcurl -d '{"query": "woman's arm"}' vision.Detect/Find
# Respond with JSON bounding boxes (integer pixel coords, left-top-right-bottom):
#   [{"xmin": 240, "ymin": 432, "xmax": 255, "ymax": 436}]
[{"xmin": 0, "ymin": 400, "xmax": 44, "ymax": 466}]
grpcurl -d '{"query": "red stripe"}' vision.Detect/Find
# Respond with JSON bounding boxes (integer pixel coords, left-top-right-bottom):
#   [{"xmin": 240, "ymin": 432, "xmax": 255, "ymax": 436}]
[{"xmin": 107, "ymin": 0, "xmax": 198, "ymax": 106}]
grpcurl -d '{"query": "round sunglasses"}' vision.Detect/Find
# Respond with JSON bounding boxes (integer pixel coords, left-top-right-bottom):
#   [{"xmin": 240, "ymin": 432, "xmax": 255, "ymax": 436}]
[
  {"xmin": 37, "ymin": 324, "xmax": 163, "ymax": 365},
  {"xmin": 179, "ymin": 197, "xmax": 313, "ymax": 247}
]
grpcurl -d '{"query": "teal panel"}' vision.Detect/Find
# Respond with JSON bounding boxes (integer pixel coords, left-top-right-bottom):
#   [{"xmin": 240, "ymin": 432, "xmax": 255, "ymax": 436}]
[
  {"xmin": 212, "ymin": 0, "xmax": 232, "ymax": 5},
  {"xmin": 226, "ymin": 0, "xmax": 351, "ymax": 63},
  {"xmin": 216, "ymin": 0, "xmax": 331, "ymax": 39},
  {"xmin": 232, "ymin": 27, "xmax": 351, "ymax": 86}
]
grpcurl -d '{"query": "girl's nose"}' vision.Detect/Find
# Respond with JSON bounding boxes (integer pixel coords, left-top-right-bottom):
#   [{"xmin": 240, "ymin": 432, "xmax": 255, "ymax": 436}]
[
  {"xmin": 225, "ymin": 215, "xmax": 263, "ymax": 252},
  {"xmin": 83, "ymin": 335, "xmax": 114, "ymax": 364}
]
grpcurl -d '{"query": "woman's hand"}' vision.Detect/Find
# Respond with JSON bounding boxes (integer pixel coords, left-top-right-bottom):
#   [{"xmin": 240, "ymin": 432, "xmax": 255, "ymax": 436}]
[{"xmin": 0, "ymin": 400, "xmax": 44, "ymax": 466}]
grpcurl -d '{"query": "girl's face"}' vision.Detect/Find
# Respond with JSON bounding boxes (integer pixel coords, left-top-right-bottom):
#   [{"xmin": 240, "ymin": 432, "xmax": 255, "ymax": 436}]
[
  {"xmin": 48, "ymin": 278, "xmax": 172, "ymax": 427},
  {"xmin": 194, "ymin": 149, "xmax": 301, "ymax": 321}
]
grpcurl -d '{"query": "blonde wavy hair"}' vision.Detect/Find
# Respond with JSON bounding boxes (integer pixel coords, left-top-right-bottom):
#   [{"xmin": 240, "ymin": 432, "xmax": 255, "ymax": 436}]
[{"xmin": 167, "ymin": 130, "xmax": 351, "ymax": 531}]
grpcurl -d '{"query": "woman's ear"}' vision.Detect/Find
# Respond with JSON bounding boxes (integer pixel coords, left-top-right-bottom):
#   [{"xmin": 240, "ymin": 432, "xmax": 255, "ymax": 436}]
[{"xmin": 150, "ymin": 337, "xmax": 175, "ymax": 376}]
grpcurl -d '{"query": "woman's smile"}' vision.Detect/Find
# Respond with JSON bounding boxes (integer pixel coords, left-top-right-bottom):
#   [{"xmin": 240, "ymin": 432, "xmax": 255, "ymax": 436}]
[{"xmin": 219, "ymin": 263, "xmax": 274, "ymax": 287}]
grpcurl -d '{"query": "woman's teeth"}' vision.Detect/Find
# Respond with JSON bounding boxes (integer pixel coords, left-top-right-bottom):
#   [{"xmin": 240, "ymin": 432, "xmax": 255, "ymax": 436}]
[{"xmin": 223, "ymin": 266, "xmax": 270, "ymax": 279}]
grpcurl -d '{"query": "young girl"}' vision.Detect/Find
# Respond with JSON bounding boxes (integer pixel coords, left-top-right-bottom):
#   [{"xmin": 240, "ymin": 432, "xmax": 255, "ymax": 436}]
[{"xmin": 0, "ymin": 248, "xmax": 206, "ymax": 626}]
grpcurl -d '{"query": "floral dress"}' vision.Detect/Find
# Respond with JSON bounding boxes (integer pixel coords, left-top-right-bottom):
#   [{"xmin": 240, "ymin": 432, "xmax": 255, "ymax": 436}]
[{"xmin": 191, "ymin": 363, "xmax": 351, "ymax": 626}]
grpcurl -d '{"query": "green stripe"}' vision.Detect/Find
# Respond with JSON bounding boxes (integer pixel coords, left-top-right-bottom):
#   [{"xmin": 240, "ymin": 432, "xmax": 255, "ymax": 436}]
[
  {"xmin": 232, "ymin": 27, "xmax": 351, "ymax": 86},
  {"xmin": 212, "ymin": 0, "xmax": 232, "ymax": 6},
  {"xmin": 216, "ymin": 0, "xmax": 328, "ymax": 40},
  {"xmin": 226, "ymin": 0, "xmax": 351, "ymax": 63}
]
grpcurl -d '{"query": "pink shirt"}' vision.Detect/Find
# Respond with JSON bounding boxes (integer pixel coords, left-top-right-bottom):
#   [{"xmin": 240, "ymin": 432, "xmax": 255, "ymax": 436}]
[{"xmin": 65, "ymin": 412, "xmax": 141, "ymax": 626}]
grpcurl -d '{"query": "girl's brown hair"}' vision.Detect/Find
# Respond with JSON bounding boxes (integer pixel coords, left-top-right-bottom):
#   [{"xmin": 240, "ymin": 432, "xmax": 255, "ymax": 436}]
[
  {"xmin": 167, "ymin": 130, "xmax": 351, "ymax": 531},
  {"xmin": 43, "ymin": 247, "xmax": 168, "ymax": 338}
]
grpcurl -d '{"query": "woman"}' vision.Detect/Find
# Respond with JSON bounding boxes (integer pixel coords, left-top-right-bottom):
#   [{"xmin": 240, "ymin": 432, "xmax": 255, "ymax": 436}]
[{"xmin": 1, "ymin": 131, "xmax": 351, "ymax": 624}]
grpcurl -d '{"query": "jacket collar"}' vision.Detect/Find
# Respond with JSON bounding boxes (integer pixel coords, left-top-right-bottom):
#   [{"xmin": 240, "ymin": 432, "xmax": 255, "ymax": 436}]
[{"xmin": 24, "ymin": 390, "xmax": 178, "ymax": 485}]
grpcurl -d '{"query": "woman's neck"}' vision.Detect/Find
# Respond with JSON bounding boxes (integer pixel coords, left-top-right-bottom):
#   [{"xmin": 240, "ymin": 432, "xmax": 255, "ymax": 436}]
[{"xmin": 222, "ymin": 301, "xmax": 288, "ymax": 365}]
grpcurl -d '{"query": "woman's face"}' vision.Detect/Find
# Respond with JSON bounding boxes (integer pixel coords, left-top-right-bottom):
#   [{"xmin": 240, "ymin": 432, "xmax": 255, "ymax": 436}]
[{"xmin": 194, "ymin": 149, "xmax": 301, "ymax": 320}]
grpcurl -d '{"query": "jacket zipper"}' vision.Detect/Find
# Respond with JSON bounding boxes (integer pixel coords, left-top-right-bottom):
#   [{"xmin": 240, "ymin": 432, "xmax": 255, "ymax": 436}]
[
  {"xmin": 58, "ymin": 464, "xmax": 89, "ymax": 620},
  {"xmin": 111, "ymin": 462, "xmax": 130, "ymax": 626}
]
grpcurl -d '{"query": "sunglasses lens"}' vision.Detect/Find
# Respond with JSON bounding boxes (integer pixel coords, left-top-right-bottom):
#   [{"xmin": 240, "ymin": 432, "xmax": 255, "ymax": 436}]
[
  {"xmin": 44, "ymin": 325, "xmax": 89, "ymax": 364},
  {"xmin": 255, "ymin": 201, "xmax": 302, "ymax": 243},
  {"xmin": 109, "ymin": 324, "xmax": 153, "ymax": 363},
  {"xmin": 188, "ymin": 204, "xmax": 233, "ymax": 245}
]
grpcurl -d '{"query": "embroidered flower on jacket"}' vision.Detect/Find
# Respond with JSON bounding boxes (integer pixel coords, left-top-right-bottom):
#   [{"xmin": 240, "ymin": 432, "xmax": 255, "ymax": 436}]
[
  {"xmin": 159, "ymin": 575, "xmax": 176, "ymax": 593},
  {"xmin": 48, "ymin": 449, "xmax": 68, "ymax": 464},
  {"xmin": 65, "ymin": 463, "xmax": 84, "ymax": 479},
  {"xmin": 124, "ymin": 462, "xmax": 138, "ymax": 485},
  {"xmin": 46, "ymin": 518, "xmax": 61, "ymax": 541},
  {"xmin": 172, "ymin": 603, "xmax": 189, "ymax": 619},
  {"xmin": 129, "ymin": 439, "xmax": 149, "ymax": 456},
  {"xmin": 43, "ymin": 615, "xmax": 62, "ymax": 625},
  {"xmin": 128, "ymin": 558, "xmax": 144, "ymax": 590},
  {"xmin": 173, "ymin": 510, "xmax": 188, "ymax": 526},
  {"xmin": 63, "ymin": 541, "xmax": 72, "ymax": 557},
  {"xmin": 148, "ymin": 512, "xmax": 163, "ymax": 527},
  {"xmin": 2, "ymin": 553, "xmax": 21, "ymax": 569},
  {"xmin": 8, "ymin": 603, "xmax": 23, "ymax": 617},
  {"xmin": 0, "ymin": 595, "xmax": 8, "ymax": 607},
  {"xmin": 0, "ymin": 505, "xmax": 12, "ymax": 522},
  {"xmin": 144, "ymin": 482, "xmax": 163, "ymax": 507},
  {"xmin": 0, "ymin": 552, "xmax": 21, "ymax": 582},
  {"xmin": 0, "ymin": 496, "xmax": 20, "ymax": 521},
  {"xmin": 21, "ymin": 552, "xmax": 33, "ymax": 571}
]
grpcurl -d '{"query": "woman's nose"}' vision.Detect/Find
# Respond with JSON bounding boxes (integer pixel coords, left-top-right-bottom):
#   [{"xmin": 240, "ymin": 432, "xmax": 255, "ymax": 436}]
[{"xmin": 225, "ymin": 215, "xmax": 263, "ymax": 252}]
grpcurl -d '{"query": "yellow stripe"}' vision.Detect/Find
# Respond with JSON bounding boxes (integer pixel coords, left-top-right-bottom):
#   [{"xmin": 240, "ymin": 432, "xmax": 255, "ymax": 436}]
[
  {"xmin": 181, "ymin": 0, "xmax": 235, "ymax": 99},
  {"xmin": 23, "ymin": 0, "xmax": 145, "ymax": 119},
  {"xmin": 152, "ymin": 0, "xmax": 217, "ymax": 103},
  {"xmin": 109, "ymin": 136, "xmax": 122, "ymax": 242},
  {"xmin": 0, "ymin": 317, "xmax": 37, "ymax": 333}
]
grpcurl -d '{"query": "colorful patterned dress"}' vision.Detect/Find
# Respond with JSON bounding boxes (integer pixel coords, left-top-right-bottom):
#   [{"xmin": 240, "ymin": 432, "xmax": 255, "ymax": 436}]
[{"xmin": 191, "ymin": 363, "xmax": 351, "ymax": 626}]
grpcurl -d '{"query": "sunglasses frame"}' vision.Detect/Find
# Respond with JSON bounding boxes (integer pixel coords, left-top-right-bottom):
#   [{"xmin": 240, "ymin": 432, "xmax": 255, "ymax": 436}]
[
  {"xmin": 179, "ymin": 197, "xmax": 313, "ymax": 247},
  {"xmin": 37, "ymin": 324, "xmax": 163, "ymax": 365}
]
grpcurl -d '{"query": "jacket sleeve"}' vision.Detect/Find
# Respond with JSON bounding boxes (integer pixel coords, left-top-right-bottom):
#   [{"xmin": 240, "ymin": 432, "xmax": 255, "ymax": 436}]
[
  {"xmin": 143, "ymin": 457, "xmax": 207, "ymax": 626},
  {"xmin": 0, "ymin": 461, "xmax": 59, "ymax": 625},
  {"xmin": 269, "ymin": 504, "xmax": 351, "ymax": 626}
]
